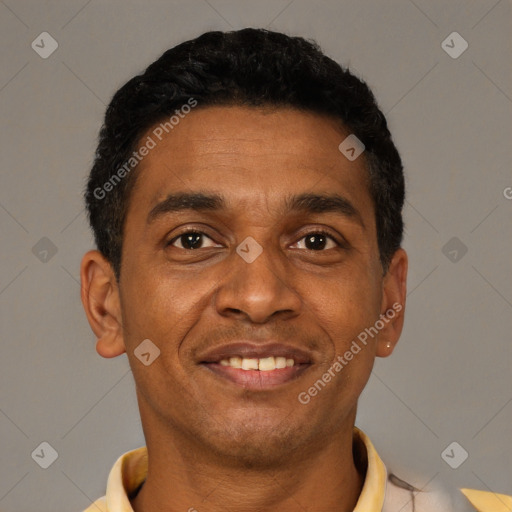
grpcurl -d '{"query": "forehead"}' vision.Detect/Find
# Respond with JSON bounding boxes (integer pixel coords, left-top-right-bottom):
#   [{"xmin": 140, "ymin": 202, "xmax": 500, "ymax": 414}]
[{"xmin": 127, "ymin": 106, "xmax": 373, "ymax": 220}]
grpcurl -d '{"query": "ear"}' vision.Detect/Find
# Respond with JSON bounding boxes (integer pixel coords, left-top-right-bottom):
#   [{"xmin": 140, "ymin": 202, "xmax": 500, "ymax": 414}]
[
  {"xmin": 376, "ymin": 248, "xmax": 408, "ymax": 357},
  {"xmin": 80, "ymin": 250, "xmax": 126, "ymax": 358}
]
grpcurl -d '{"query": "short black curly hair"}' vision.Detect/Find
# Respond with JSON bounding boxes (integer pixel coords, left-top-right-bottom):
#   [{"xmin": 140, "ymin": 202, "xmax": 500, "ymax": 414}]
[{"xmin": 85, "ymin": 28, "xmax": 404, "ymax": 280}]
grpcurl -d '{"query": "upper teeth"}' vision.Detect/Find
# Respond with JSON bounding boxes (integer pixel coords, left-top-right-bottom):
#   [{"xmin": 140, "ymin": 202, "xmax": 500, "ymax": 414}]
[{"xmin": 219, "ymin": 356, "xmax": 295, "ymax": 371}]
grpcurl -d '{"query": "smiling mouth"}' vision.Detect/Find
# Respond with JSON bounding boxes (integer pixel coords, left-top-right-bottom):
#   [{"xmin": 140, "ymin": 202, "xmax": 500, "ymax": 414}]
[
  {"xmin": 200, "ymin": 355, "xmax": 312, "ymax": 389},
  {"xmin": 220, "ymin": 355, "xmax": 295, "ymax": 370},
  {"xmin": 198, "ymin": 342, "xmax": 315, "ymax": 389}
]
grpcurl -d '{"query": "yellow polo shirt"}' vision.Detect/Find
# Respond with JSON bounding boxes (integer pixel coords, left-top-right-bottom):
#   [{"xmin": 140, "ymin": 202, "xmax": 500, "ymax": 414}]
[{"xmin": 83, "ymin": 428, "xmax": 511, "ymax": 512}]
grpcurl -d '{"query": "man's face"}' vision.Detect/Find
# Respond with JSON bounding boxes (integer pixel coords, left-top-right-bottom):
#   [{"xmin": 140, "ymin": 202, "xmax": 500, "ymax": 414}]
[{"xmin": 115, "ymin": 106, "xmax": 399, "ymax": 466}]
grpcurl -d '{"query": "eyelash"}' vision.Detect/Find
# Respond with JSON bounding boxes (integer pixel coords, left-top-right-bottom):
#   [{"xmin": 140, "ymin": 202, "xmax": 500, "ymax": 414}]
[{"xmin": 167, "ymin": 228, "xmax": 344, "ymax": 250}]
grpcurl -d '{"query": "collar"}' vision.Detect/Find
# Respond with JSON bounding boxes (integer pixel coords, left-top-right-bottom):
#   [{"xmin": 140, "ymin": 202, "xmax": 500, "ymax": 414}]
[
  {"xmin": 353, "ymin": 427, "xmax": 387, "ymax": 511},
  {"xmin": 84, "ymin": 429, "xmax": 511, "ymax": 512},
  {"xmin": 89, "ymin": 427, "xmax": 387, "ymax": 512}
]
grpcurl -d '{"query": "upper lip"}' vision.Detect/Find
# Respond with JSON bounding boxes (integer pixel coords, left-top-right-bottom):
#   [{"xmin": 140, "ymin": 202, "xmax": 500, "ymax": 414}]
[{"xmin": 198, "ymin": 342, "xmax": 314, "ymax": 365}]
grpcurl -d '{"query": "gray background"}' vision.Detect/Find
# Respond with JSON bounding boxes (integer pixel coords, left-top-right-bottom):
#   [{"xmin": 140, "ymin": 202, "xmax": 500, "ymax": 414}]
[{"xmin": 0, "ymin": 1, "xmax": 511, "ymax": 511}]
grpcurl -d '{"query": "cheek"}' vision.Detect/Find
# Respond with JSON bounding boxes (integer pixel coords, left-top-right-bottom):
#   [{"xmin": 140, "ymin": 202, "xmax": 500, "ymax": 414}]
[
  {"xmin": 119, "ymin": 275, "xmax": 203, "ymax": 414},
  {"xmin": 310, "ymin": 264, "xmax": 382, "ymax": 344},
  {"xmin": 119, "ymin": 267, "xmax": 221, "ymax": 386},
  {"xmin": 315, "ymin": 263, "xmax": 382, "ymax": 402},
  {"xmin": 121, "ymin": 274, "xmax": 200, "ymax": 342}
]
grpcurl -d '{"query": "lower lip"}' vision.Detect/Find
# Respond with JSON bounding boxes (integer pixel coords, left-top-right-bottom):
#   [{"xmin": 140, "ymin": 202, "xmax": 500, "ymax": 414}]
[{"xmin": 201, "ymin": 363, "xmax": 311, "ymax": 389}]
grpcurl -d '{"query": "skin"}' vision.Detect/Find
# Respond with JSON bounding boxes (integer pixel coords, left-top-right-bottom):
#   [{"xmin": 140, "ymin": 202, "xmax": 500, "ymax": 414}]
[{"xmin": 80, "ymin": 106, "xmax": 407, "ymax": 512}]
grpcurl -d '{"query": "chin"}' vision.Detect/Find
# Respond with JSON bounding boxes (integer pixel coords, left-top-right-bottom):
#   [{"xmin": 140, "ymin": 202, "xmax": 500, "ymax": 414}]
[{"xmin": 200, "ymin": 418, "xmax": 305, "ymax": 469}]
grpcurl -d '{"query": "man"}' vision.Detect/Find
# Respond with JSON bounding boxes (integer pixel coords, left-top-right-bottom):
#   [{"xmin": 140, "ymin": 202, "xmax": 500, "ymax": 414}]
[{"xmin": 80, "ymin": 28, "xmax": 510, "ymax": 512}]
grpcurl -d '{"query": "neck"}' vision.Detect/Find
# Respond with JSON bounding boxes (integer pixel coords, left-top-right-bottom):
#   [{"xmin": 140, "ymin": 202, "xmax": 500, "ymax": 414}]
[{"xmin": 131, "ymin": 416, "xmax": 364, "ymax": 512}]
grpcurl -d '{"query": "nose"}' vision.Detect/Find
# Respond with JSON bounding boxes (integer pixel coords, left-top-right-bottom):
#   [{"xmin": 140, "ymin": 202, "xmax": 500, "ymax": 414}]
[{"xmin": 214, "ymin": 242, "xmax": 302, "ymax": 324}]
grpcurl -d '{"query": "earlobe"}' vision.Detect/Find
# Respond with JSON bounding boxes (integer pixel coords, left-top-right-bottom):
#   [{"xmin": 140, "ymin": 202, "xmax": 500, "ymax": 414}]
[
  {"xmin": 376, "ymin": 248, "xmax": 408, "ymax": 357},
  {"xmin": 80, "ymin": 250, "xmax": 126, "ymax": 358}
]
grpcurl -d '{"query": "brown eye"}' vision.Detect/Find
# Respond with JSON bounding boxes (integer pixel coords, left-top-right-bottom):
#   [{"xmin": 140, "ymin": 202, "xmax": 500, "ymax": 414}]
[
  {"xmin": 293, "ymin": 231, "xmax": 340, "ymax": 251},
  {"xmin": 169, "ymin": 231, "xmax": 219, "ymax": 250}
]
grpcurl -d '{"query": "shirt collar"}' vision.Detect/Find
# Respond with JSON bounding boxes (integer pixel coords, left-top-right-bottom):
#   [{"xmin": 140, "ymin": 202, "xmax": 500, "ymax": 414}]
[
  {"xmin": 100, "ymin": 427, "xmax": 386, "ymax": 512},
  {"xmin": 105, "ymin": 445, "xmax": 147, "ymax": 512},
  {"xmin": 353, "ymin": 427, "xmax": 387, "ymax": 511}
]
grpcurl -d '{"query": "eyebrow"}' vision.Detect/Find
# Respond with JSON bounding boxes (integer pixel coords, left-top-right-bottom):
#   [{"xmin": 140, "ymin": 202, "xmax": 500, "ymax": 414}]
[
  {"xmin": 147, "ymin": 192, "xmax": 224, "ymax": 224},
  {"xmin": 147, "ymin": 191, "xmax": 364, "ymax": 228},
  {"xmin": 285, "ymin": 193, "xmax": 364, "ymax": 228}
]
